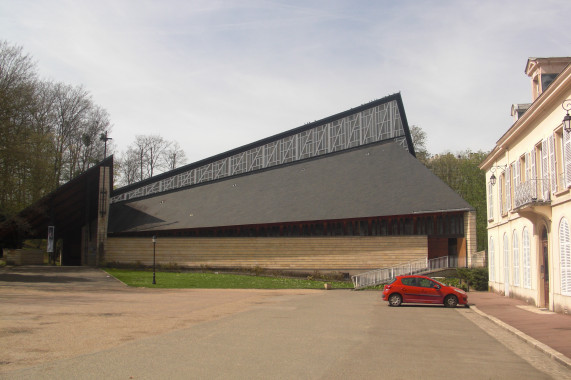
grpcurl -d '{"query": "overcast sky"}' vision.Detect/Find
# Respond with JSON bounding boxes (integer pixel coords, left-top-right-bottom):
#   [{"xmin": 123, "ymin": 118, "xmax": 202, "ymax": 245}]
[{"xmin": 1, "ymin": 0, "xmax": 570, "ymax": 162}]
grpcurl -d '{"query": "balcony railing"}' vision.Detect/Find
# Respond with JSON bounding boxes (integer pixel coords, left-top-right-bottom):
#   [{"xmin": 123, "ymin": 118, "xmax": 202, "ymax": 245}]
[{"xmin": 513, "ymin": 178, "xmax": 550, "ymax": 209}]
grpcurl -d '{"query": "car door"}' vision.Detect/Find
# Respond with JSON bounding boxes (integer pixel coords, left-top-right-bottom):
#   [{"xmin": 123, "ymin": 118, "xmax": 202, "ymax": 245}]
[
  {"xmin": 400, "ymin": 277, "xmax": 423, "ymax": 303},
  {"xmin": 418, "ymin": 278, "xmax": 444, "ymax": 304}
]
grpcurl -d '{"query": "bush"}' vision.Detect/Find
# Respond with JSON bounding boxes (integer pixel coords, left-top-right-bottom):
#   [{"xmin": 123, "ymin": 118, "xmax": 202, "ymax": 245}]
[
  {"xmin": 437, "ymin": 277, "xmax": 468, "ymax": 291},
  {"xmin": 457, "ymin": 268, "xmax": 488, "ymax": 291}
]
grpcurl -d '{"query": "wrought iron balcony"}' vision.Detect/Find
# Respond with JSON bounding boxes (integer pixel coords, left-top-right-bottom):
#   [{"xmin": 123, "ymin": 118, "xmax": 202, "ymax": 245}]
[{"xmin": 513, "ymin": 178, "xmax": 551, "ymax": 209}]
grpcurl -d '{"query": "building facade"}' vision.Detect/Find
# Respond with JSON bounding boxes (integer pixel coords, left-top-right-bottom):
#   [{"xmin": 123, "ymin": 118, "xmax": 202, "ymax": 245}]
[
  {"xmin": 106, "ymin": 94, "xmax": 476, "ymax": 274},
  {"xmin": 481, "ymin": 58, "xmax": 571, "ymax": 313},
  {"xmin": 0, "ymin": 93, "xmax": 477, "ymax": 274}
]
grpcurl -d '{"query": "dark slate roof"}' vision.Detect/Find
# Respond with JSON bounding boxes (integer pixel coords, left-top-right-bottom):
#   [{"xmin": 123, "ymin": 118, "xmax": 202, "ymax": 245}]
[
  {"xmin": 0, "ymin": 156, "xmax": 113, "ymax": 242},
  {"xmin": 108, "ymin": 142, "xmax": 473, "ymax": 233},
  {"xmin": 112, "ymin": 93, "xmax": 414, "ymax": 198}
]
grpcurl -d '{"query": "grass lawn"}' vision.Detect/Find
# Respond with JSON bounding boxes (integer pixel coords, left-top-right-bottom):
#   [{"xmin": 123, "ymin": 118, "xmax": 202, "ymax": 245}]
[{"xmin": 105, "ymin": 268, "xmax": 355, "ymax": 289}]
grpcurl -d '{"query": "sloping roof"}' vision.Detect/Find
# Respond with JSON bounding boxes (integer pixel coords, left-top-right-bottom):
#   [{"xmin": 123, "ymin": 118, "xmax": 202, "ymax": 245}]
[
  {"xmin": 0, "ymin": 157, "xmax": 113, "ymax": 243},
  {"xmin": 108, "ymin": 142, "xmax": 472, "ymax": 233},
  {"xmin": 111, "ymin": 93, "xmax": 414, "ymax": 203}
]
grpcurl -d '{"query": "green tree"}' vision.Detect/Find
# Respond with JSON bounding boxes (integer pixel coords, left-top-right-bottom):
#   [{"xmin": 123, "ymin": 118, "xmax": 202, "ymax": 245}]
[
  {"xmin": 0, "ymin": 40, "xmax": 112, "ymax": 222},
  {"xmin": 427, "ymin": 151, "xmax": 489, "ymax": 251},
  {"xmin": 409, "ymin": 125, "xmax": 430, "ymax": 165}
]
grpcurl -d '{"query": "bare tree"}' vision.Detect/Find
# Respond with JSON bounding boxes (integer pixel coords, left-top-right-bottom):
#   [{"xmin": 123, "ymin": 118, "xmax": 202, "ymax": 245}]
[
  {"xmin": 117, "ymin": 147, "xmax": 142, "ymax": 185},
  {"xmin": 116, "ymin": 135, "xmax": 187, "ymax": 186},
  {"xmin": 51, "ymin": 82, "xmax": 92, "ymax": 184},
  {"xmin": 0, "ymin": 40, "xmax": 113, "ymax": 220},
  {"xmin": 0, "ymin": 41, "xmax": 39, "ymax": 218},
  {"xmin": 164, "ymin": 142, "xmax": 187, "ymax": 171}
]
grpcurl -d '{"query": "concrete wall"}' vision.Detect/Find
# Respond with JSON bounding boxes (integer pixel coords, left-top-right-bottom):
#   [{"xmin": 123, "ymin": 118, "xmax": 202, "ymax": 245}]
[
  {"xmin": 5, "ymin": 249, "xmax": 44, "ymax": 265},
  {"xmin": 105, "ymin": 235, "xmax": 428, "ymax": 274}
]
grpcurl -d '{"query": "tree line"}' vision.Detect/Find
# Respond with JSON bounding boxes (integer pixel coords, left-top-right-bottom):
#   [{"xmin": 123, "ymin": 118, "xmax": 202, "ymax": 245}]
[
  {"xmin": 411, "ymin": 125, "xmax": 488, "ymax": 251},
  {"xmin": 0, "ymin": 40, "xmax": 112, "ymax": 220},
  {"xmin": 1, "ymin": 40, "xmax": 487, "ymax": 252},
  {"xmin": 0, "ymin": 40, "xmax": 186, "ymax": 221}
]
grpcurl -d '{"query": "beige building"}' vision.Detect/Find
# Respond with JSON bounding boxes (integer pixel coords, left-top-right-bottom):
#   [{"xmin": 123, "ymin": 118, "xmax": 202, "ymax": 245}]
[{"xmin": 481, "ymin": 57, "xmax": 571, "ymax": 313}]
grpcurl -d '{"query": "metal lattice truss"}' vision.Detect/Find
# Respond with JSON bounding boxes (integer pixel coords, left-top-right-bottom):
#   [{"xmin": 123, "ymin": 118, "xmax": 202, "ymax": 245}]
[{"xmin": 111, "ymin": 100, "xmax": 407, "ymax": 203}]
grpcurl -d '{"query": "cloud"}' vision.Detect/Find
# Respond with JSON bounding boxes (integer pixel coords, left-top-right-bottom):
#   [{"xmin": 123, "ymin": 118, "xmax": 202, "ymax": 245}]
[{"xmin": 1, "ymin": 0, "xmax": 570, "ymax": 161}]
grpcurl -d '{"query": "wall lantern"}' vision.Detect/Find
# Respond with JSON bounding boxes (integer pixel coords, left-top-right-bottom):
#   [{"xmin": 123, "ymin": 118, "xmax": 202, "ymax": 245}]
[
  {"xmin": 563, "ymin": 99, "xmax": 571, "ymax": 133},
  {"xmin": 489, "ymin": 165, "xmax": 506, "ymax": 186}
]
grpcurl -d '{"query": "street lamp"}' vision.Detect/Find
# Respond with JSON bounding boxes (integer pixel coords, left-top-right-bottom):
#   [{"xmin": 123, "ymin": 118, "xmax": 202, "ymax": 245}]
[
  {"xmin": 100, "ymin": 131, "xmax": 112, "ymax": 159},
  {"xmin": 152, "ymin": 235, "xmax": 157, "ymax": 285},
  {"xmin": 563, "ymin": 99, "xmax": 571, "ymax": 133}
]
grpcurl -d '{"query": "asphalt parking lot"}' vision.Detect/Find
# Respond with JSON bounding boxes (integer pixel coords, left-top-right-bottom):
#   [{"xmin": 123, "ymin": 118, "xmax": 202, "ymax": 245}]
[{"xmin": 1, "ymin": 267, "xmax": 569, "ymax": 379}]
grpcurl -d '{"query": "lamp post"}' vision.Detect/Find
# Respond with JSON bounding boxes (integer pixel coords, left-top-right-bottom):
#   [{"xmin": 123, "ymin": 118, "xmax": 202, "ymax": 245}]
[
  {"xmin": 100, "ymin": 131, "xmax": 112, "ymax": 159},
  {"xmin": 152, "ymin": 235, "xmax": 157, "ymax": 285},
  {"xmin": 563, "ymin": 99, "xmax": 571, "ymax": 133}
]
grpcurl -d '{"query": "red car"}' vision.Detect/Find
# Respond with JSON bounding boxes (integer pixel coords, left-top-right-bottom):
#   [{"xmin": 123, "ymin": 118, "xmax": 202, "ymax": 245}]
[{"xmin": 382, "ymin": 275, "xmax": 468, "ymax": 307}]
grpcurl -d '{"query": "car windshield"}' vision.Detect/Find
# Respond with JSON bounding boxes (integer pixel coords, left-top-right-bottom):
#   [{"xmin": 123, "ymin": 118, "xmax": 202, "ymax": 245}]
[
  {"xmin": 431, "ymin": 278, "xmax": 446, "ymax": 287},
  {"xmin": 386, "ymin": 278, "xmax": 397, "ymax": 285}
]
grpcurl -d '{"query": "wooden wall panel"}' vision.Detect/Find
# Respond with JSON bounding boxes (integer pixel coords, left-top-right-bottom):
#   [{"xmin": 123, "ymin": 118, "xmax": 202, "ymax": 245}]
[{"xmin": 105, "ymin": 236, "xmax": 427, "ymax": 272}]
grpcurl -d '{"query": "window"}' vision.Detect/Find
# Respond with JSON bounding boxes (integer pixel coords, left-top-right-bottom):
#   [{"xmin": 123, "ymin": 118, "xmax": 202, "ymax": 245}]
[
  {"xmin": 513, "ymin": 230, "xmax": 520, "ymax": 287},
  {"xmin": 523, "ymin": 227, "xmax": 531, "ymax": 289},
  {"xmin": 401, "ymin": 277, "xmax": 417, "ymax": 286},
  {"xmin": 418, "ymin": 278, "xmax": 436, "ymax": 288},
  {"xmin": 489, "ymin": 237, "xmax": 495, "ymax": 282},
  {"xmin": 560, "ymin": 218, "xmax": 571, "ymax": 296},
  {"xmin": 504, "ymin": 233, "xmax": 510, "ymax": 285}
]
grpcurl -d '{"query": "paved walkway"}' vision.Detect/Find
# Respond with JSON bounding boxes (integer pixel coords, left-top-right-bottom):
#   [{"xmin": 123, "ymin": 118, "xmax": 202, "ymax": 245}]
[{"xmin": 468, "ymin": 291, "xmax": 571, "ymax": 368}]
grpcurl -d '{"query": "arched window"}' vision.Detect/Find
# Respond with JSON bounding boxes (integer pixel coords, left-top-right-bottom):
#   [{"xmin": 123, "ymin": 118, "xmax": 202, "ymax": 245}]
[
  {"xmin": 489, "ymin": 237, "xmax": 495, "ymax": 282},
  {"xmin": 504, "ymin": 233, "xmax": 509, "ymax": 284},
  {"xmin": 513, "ymin": 230, "xmax": 520, "ymax": 286},
  {"xmin": 559, "ymin": 218, "xmax": 571, "ymax": 296},
  {"xmin": 523, "ymin": 227, "xmax": 531, "ymax": 289}
]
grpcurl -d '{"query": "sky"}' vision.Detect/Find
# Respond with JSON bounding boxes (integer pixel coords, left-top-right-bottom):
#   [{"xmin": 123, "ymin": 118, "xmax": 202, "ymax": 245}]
[{"xmin": 1, "ymin": 0, "xmax": 570, "ymax": 163}]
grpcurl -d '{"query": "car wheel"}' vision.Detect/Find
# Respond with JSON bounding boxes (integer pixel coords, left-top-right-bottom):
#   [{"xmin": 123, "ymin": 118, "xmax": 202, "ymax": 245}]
[
  {"xmin": 388, "ymin": 293, "xmax": 402, "ymax": 307},
  {"xmin": 444, "ymin": 295, "xmax": 458, "ymax": 308}
]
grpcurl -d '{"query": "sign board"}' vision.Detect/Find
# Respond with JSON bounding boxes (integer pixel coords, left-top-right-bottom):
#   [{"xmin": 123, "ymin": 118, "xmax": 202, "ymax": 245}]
[{"xmin": 47, "ymin": 226, "xmax": 55, "ymax": 253}]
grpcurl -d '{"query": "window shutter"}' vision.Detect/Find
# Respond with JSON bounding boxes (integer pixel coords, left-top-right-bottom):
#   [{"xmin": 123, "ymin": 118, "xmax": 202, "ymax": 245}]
[
  {"xmin": 504, "ymin": 234, "xmax": 510, "ymax": 285},
  {"xmin": 560, "ymin": 218, "xmax": 571, "ymax": 296},
  {"xmin": 499, "ymin": 175, "xmax": 504, "ymax": 215},
  {"xmin": 512, "ymin": 162, "xmax": 519, "ymax": 207},
  {"xmin": 506, "ymin": 165, "xmax": 511, "ymax": 210},
  {"xmin": 523, "ymin": 228, "xmax": 531, "ymax": 289},
  {"xmin": 488, "ymin": 182, "xmax": 494, "ymax": 220},
  {"xmin": 489, "ymin": 237, "xmax": 495, "ymax": 282},
  {"xmin": 542, "ymin": 139, "xmax": 550, "ymax": 200},
  {"xmin": 513, "ymin": 231, "xmax": 520, "ymax": 287},
  {"xmin": 530, "ymin": 150, "xmax": 537, "ymax": 199},
  {"xmin": 549, "ymin": 134, "xmax": 557, "ymax": 193},
  {"xmin": 524, "ymin": 153, "xmax": 530, "ymax": 182},
  {"xmin": 565, "ymin": 130, "xmax": 571, "ymax": 188}
]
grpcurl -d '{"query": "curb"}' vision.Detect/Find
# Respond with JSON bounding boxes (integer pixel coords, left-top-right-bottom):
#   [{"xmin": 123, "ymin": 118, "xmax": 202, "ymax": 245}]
[{"xmin": 470, "ymin": 305, "xmax": 571, "ymax": 370}]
